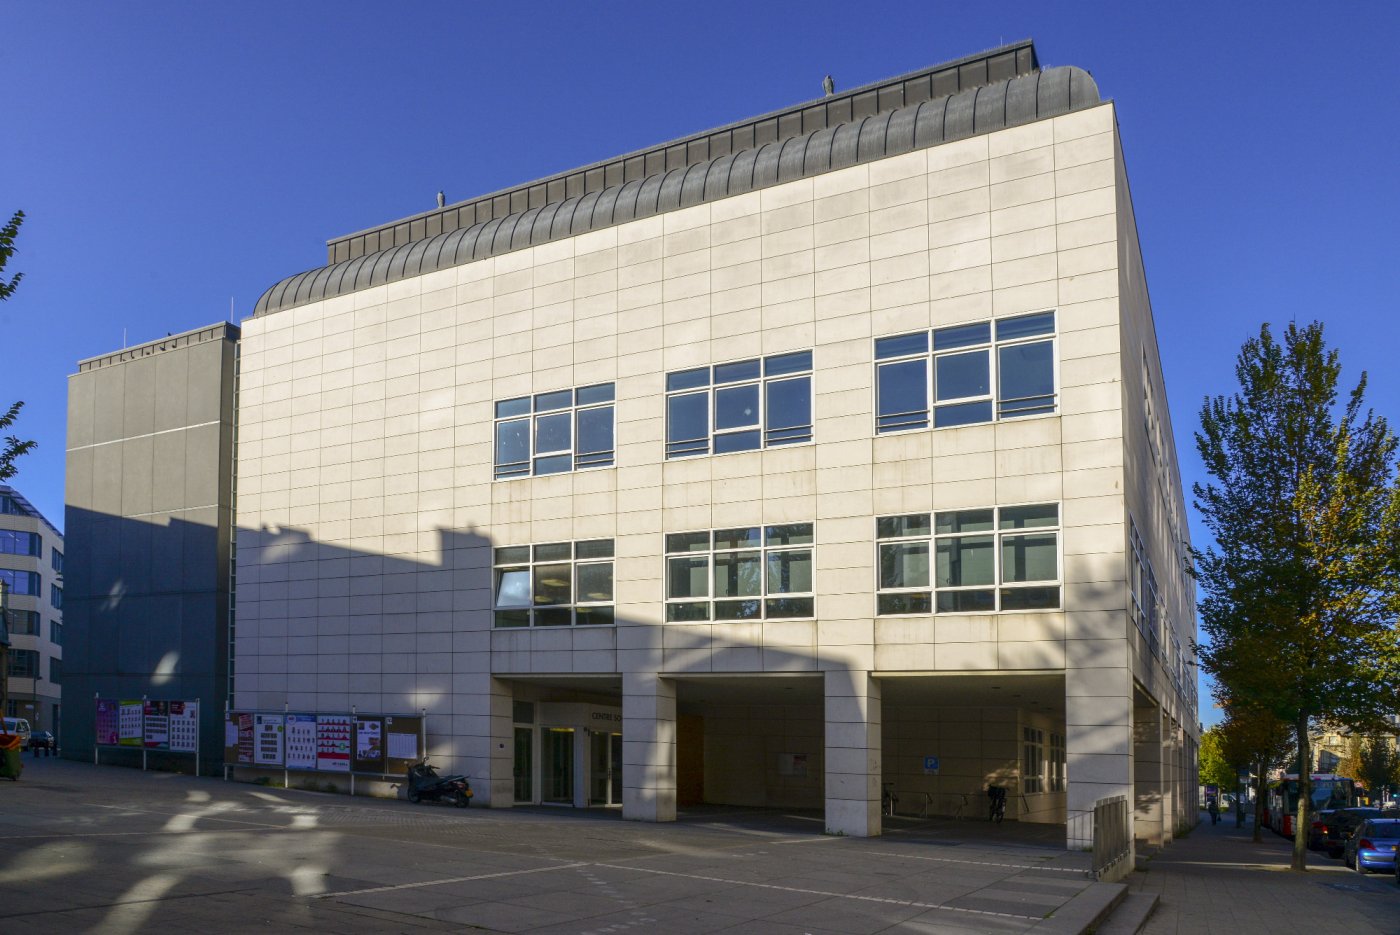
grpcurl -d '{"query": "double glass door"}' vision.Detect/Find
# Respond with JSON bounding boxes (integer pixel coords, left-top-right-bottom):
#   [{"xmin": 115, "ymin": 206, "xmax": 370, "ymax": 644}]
[
  {"xmin": 589, "ymin": 731, "xmax": 623, "ymax": 807},
  {"xmin": 541, "ymin": 727, "xmax": 574, "ymax": 804}
]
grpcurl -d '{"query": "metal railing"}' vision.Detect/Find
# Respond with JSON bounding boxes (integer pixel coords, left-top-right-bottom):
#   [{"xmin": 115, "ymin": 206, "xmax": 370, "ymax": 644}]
[{"xmin": 1068, "ymin": 794, "xmax": 1132, "ymax": 881}]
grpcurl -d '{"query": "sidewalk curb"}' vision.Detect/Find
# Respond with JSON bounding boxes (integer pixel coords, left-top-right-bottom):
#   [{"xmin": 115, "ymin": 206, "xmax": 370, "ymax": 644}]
[
  {"xmin": 1093, "ymin": 891, "xmax": 1159, "ymax": 935},
  {"xmin": 1027, "ymin": 880, "xmax": 1126, "ymax": 934}
]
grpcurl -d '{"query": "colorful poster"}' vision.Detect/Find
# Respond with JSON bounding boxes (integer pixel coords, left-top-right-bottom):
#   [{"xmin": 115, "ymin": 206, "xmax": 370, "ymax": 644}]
[
  {"xmin": 168, "ymin": 701, "xmax": 199, "ymax": 753},
  {"xmin": 119, "ymin": 700, "xmax": 144, "ymax": 747},
  {"xmin": 354, "ymin": 717, "xmax": 384, "ymax": 772},
  {"xmin": 285, "ymin": 715, "xmax": 317, "ymax": 770},
  {"xmin": 254, "ymin": 714, "xmax": 284, "ymax": 766},
  {"xmin": 316, "ymin": 715, "xmax": 352, "ymax": 772},
  {"xmin": 143, "ymin": 700, "xmax": 170, "ymax": 749},
  {"xmin": 95, "ymin": 699, "xmax": 119, "ymax": 745},
  {"xmin": 237, "ymin": 713, "xmax": 255, "ymax": 764}
]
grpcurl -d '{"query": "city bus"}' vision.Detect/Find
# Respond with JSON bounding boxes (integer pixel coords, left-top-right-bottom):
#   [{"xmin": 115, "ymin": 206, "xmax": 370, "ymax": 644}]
[{"xmin": 1265, "ymin": 773, "xmax": 1356, "ymax": 838}]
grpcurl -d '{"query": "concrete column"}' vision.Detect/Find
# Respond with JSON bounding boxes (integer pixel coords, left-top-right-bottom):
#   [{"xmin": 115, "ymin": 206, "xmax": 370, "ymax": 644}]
[
  {"xmin": 622, "ymin": 672, "xmax": 676, "ymax": 822},
  {"xmin": 1159, "ymin": 712, "xmax": 1176, "ymax": 844},
  {"xmin": 450, "ymin": 674, "xmax": 514, "ymax": 807},
  {"xmin": 1065, "ymin": 651, "xmax": 1134, "ymax": 849},
  {"xmin": 824, "ymin": 668, "xmax": 880, "ymax": 837},
  {"xmin": 1133, "ymin": 699, "xmax": 1165, "ymax": 849}
]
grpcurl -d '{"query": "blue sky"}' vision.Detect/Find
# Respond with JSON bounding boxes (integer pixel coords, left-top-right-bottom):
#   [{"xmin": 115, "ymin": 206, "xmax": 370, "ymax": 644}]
[{"xmin": 6, "ymin": 2, "xmax": 1399, "ymax": 721}]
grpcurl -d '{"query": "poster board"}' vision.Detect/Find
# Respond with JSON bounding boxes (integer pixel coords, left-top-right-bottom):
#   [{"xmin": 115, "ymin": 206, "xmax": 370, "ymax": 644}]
[
  {"xmin": 254, "ymin": 714, "xmax": 285, "ymax": 766},
  {"xmin": 222, "ymin": 712, "xmax": 255, "ymax": 764},
  {"xmin": 168, "ymin": 701, "xmax": 199, "ymax": 753},
  {"xmin": 220, "ymin": 710, "xmax": 422, "ymax": 776},
  {"xmin": 95, "ymin": 699, "xmax": 119, "ymax": 745},
  {"xmin": 383, "ymin": 715, "xmax": 423, "ymax": 776},
  {"xmin": 285, "ymin": 714, "xmax": 317, "ymax": 769},
  {"xmin": 353, "ymin": 717, "xmax": 384, "ymax": 773},
  {"xmin": 118, "ymin": 700, "xmax": 144, "ymax": 747},
  {"xmin": 143, "ymin": 700, "xmax": 170, "ymax": 749},
  {"xmin": 316, "ymin": 715, "xmax": 352, "ymax": 772}
]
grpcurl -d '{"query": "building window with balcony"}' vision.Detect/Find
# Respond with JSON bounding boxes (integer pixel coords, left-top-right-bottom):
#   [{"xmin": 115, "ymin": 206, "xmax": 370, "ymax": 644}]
[
  {"xmin": 875, "ymin": 312, "xmax": 1056, "ymax": 433},
  {"xmin": 0, "ymin": 569, "xmax": 41, "ymax": 596},
  {"xmin": 6, "ymin": 610, "xmax": 39, "ymax": 635},
  {"xmin": 876, "ymin": 505, "xmax": 1061, "ymax": 614},
  {"xmin": 0, "ymin": 530, "xmax": 41, "ymax": 556},
  {"xmin": 666, "ymin": 351, "xmax": 813, "ymax": 459},
  {"xmin": 493, "ymin": 539, "xmax": 614, "ymax": 627},
  {"xmin": 665, "ymin": 523, "xmax": 814, "ymax": 621},
  {"xmin": 494, "ymin": 383, "xmax": 615, "ymax": 479},
  {"xmin": 8, "ymin": 648, "xmax": 38, "ymax": 679},
  {"xmin": 1022, "ymin": 727, "xmax": 1045, "ymax": 793}
]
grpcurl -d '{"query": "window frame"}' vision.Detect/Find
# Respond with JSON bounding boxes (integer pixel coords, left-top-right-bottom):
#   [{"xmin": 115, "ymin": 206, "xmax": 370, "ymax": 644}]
[
  {"xmin": 665, "ymin": 351, "xmax": 814, "ymax": 460},
  {"xmin": 0, "ymin": 529, "xmax": 41, "ymax": 557},
  {"xmin": 664, "ymin": 524, "xmax": 816, "ymax": 621},
  {"xmin": 874, "ymin": 311, "xmax": 1058, "ymax": 435},
  {"xmin": 493, "ymin": 383, "xmax": 616, "ymax": 480},
  {"xmin": 874, "ymin": 504, "xmax": 1062, "ymax": 616},
  {"xmin": 492, "ymin": 539, "xmax": 615, "ymax": 628},
  {"xmin": 1049, "ymin": 732, "xmax": 1066, "ymax": 792},
  {"xmin": 0, "ymin": 568, "xmax": 42, "ymax": 596},
  {"xmin": 7, "ymin": 648, "xmax": 39, "ymax": 679},
  {"xmin": 1022, "ymin": 726, "xmax": 1046, "ymax": 794}
]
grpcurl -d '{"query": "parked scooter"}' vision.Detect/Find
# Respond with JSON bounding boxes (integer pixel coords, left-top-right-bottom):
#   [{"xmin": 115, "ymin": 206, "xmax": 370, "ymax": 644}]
[{"xmin": 405, "ymin": 758, "xmax": 472, "ymax": 807}]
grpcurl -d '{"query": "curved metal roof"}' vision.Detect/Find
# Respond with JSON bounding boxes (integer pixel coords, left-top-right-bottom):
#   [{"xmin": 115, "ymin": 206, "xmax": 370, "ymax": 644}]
[{"xmin": 255, "ymin": 66, "xmax": 1100, "ymax": 318}]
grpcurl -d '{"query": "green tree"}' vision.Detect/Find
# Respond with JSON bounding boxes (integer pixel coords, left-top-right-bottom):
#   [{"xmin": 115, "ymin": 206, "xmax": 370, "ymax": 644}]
[
  {"xmin": 1218, "ymin": 699, "xmax": 1294, "ymax": 841},
  {"xmin": 1198, "ymin": 726, "xmax": 1236, "ymax": 790},
  {"xmin": 1195, "ymin": 321, "xmax": 1400, "ymax": 870},
  {"xmin": 0, "ymin": 209, "xmax": 35, "ymax": 481},
  {"xmin": 1358, "ymin": 737, "xmax": 1399, "ymax": 805}
]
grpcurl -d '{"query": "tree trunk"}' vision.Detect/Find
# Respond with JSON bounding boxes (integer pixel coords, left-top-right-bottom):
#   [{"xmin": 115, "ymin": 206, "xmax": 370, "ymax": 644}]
[
  {"xmin": 1292, "ymin": 719, "xmax": 1310, "ymax": 871},
  {"xmin": 1253, "ymin": 761, "xmax": 1265, "ymax": 843}
]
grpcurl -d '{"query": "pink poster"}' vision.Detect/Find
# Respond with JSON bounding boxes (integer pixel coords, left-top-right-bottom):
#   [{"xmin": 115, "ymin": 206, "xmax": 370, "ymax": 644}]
[{"xmin": 95, "ymin": 699, "xmax": 119, "ymax": 745}]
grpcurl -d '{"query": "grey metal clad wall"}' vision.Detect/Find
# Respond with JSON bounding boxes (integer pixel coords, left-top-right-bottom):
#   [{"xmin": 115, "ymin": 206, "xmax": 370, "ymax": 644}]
[{"xmin": 256, "ymin": 65, "xmax": 1099, "ymax": 318}]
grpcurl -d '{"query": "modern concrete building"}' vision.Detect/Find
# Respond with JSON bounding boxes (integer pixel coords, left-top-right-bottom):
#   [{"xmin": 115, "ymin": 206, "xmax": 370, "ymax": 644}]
[
  {"xmin": 62, "ymin": 323, "xmax": 239, "ymax": 766},
  {"xmin": 0, "ymin": 484, "xmax": 64, "ymax": 734}
]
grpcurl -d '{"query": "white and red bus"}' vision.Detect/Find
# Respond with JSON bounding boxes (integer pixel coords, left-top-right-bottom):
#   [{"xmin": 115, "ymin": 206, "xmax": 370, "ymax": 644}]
[{"xmin": 1265, "ymin": 773, "xmax": 1356, "ymax": 838}]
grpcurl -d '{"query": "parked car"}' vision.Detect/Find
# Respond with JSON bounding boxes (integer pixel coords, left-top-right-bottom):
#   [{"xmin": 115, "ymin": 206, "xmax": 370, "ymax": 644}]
[
  {"xmin": 1324, "ymin": 807, "xmax": 1384, "ymax": 858},
  {"xmin": 1, "ymin": 716, "xmax": 32, "ymax": 748},
  {"xmin": 27, "ymin": 730, "xmax": 55, "ymax": 754},
  {"xmin": 1307, "ymin": 809, "xmax": 1338, "ymax": 851},
  {"xmin": 1344, "ymin": 818, "xmax": 1400, "ymax": 873}
]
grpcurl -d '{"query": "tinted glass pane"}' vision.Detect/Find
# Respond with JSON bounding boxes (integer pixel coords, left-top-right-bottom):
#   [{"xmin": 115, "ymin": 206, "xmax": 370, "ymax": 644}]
[
  {"xmin": 765, "ymin": 350, "xmax": 812, "ymax": 376},
  {"xmin": 534, "ymin": 454, "xmax": 572, "ymax": 475},
  {"xmin": 999, "ymin": 341, "xmax": 1055, "ymax": 413},
  {"xmin": 877, "ymin": 514, "xmax": 932, "ymax": 539},
  {"xmin": 767, "ymin": 549, "xmax": 812, "ymax": 594},
  {"xmin": 534, "ymin": 607, "xmax": 572, "ymax": 627},
  {"xmin": 667, "ymin": 392, "xmax": 709, "ymax": 457},
  {"xmin": 1001, "ymin": 532, "xmax": 1058, "ymax": 582},
  {"xmin": 933, "ymin": 400, "xmax": 993, "ymax": 427},
  {"xmin": 667, "ymin": 555, "xmax": 709, "ymax": 599},
  {"xmin": 667, "ymin": 367, "xmax": 709, "ymax": 391},
  {"xmin": 494, "ymin": 609, "xmax": 530, "ymax": 628},
  {"xmin": 935, "ymin": 350, "xmax": 990, "ymax": 401},
  {"xmin": 875, "ymin": 332, "xmax": 928, "ymax": 359},
  {"xmin": 535, "ymin": 411, "xmax": 571, "ymax": 453},
  {"xmin": 495, "ymin": 397, "xmax": 529, "ymax": 418},
  {"xmin": 495, "ymin": 419, "xmax": 529, "ymax": 471},
  {"xmin": 715, "ymin": 384, "xmax": 760, "ymax": 430},
  {"xmin": 575, "ymin": 606, "xmax": 615, "ymax": 626},
  {"xmin": 666, "ymin": 531, "xmax": 710, "ymax": 553},
  {"xmin": 576, "ymin": 406, "xmax": 614, "ymax": 459},
  {"xmin": 714, "ymin": 358, "xmax": 761, "ymax": 384},
  {"xmin": 714, "ymin": 599, "xmax": 762, "ymax": 620},
  {"xmin": 766, "ymin": 376, "xmax": 810, "ymax": 431},
  {"xmin": 714, "ymin": 527, "xmax": 761, "ymax": 550},
  {"xmin": 996, "ymin": 311, "xmax": 1055, "ymax": 341},
  {"xmin": 999, "ymin": 586, "xmax": 1060, "ymax": 610},
  {"xmin": 666, "ymin": 601, "xmax": 709, "ymax": 622},
  {"xmin": 495, "ymin": 569, "xmax": 531, "ymax": 607},
  {"xmin": 877, "ymin": 592, "xmax": 933, "ymax": 615},
  {"xmin": 534, "ymin": 542, "xmax": 570, "ymax": 561},
  {"xmin": 765, "ymin": 523, "xmax": 813, "ymax": 546},
  {"xmin": 877, "ymin": 359, "xmax": 928, "ymax": 431},
  {"xmin": 535, "ymin": 389, "xmax": 573, "ymax": 412},
  {"xmin": 1000, "ymin": 504, "xmax": 1059, "ymax": 529},
  {"xmin": 935, "ymin": 535, "xmax": 995, "ymax": 587},
  {"xmin": 933, "ymin": 321, "xmax": 990, "ymax": 350},
  {"xmin": 935, "ymin": 509, "xmax": 994, "ymax": 534},
  {"xmin": 714, "ymin": 429, "xmax": 761, "ymax": 453},
  {"xmin": 935, "ymin": 589, "xmax": 996, "ymax": 612},
  {"xmin": 495, "ymin": 546, "xmax": 530, "ymax": 564},
  {"xmin": 575, "ymin": 539, "xmax": 615, "ymax": 560},
  {"xmin": 714, "ymin": 551, "xmax": 761, "ymax": 597},
  {"xmin": 765, "ymin": 597, "xmax": 814, "ymax": 618},
  {"xmin": 880, "ymin": 542, "xmax": 930, "ymax": 589},
  {"xmin": 576, "ymin": 562, "xmax": 614, "ymax": 602},
  {"xmin": 575, "ymin": 382, "xmax": 615, "ymax": 405},
  {"xmin": 533, "ymin": 563, "xmax": 572, "ymax": 605}
]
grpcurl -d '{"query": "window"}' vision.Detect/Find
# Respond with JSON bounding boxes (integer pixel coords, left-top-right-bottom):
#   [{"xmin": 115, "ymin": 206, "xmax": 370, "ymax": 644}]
[
  {"xmin": 0, "ymin": 494, "xmax": 24, "ymax": 516},
  {"xmin": 665, "ymin": 523, "xmax": 814, "ymax": 621},
  {"xmin": 0, "ymin": 530, "xmax": 41, "ymax": 557},
  {"xmin": 666, "ymin": 351, "xmax": 812, "ymax": 458},
  {"xmin": 1023, "ymin": 727, "xmax": 1045, "ymax": 793},
  {"xmin": 6, "ymin": 610, "xmax": 39, "ymax": 636},
  {"xmin": 51, "ymin": 548, "xmax": 63, "ymax": 573},
  {"xmin": 1129, "ymin": 520, "xmax": 1160, "ymax": 655},
  {"xmin": 49, "ymin": 620, "xmax": 62, "ymax": 646},
  {"xmin": 494, "ymin": 383, "xmax": 615, "ymax": 479},
  {"xmin": 494, "ymin": 539, "xmax": 614, "ymax": 627},
  {"xmin": 1049, "ymin": 732, "xmax": 1066, "ymax": 792},
  {"xmin": 48, "ymin": 656, "xmax": 61, "ymax": 685},
  {"xmin": 0, "ymin": 569, "xmax": 41, "ymax": 596},
  {"xmin": 8, "ymin": 649, "xmax": 38, "ymax": 679},
  {"xmin": 875, "ymin": 312, "xmax": 1055, "ymax": 433},
  {"xmin": 876, "ymin": 505, "xmax": 1060, "ymax": 614},
  {"xmin": 50, "ymin": 584, "xmax": 62, "ymax": 610}
]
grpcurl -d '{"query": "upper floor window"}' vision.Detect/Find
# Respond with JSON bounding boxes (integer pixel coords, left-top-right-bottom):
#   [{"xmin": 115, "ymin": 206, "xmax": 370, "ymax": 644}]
[
  {"xmin": 0, "ymin": 494, "xmax": 24, "ymax": 516},
  {"xmin": 0, "ymin": 569, "xmax": 41, "ymax": 596},
  {"xmin": 51, "ymin": 549, "xmax": 63, "ymax": 573},
  {"xmin": 50, "ymin": 584, "xmax": 62, "ymax": 610},
  {"xmin": 49, "ymin": 656, "xmax": 61, "ymax": 685},
  {"xmin": 8, "ymin": 648, "xmax": 38, "ymax": 679},
  {"xmin": 875, "ymin": 312, "xmax": 1056, "ymax": 433},
  {"xmin": 876, "ymin": 504, "xmax": 1061, "ymax": 614},
  {"xmin": 1129, "ymin": 520, "xmax": 1160, "ymax": 655},
  {"xmin": 665, "ymin": 523, "xmax": 814, "ymax": 621},
  {"xmin": 0, "ymin": 530, "xmax": 41, "ymax": 557},
  {"xmin": 49, "ymin": 620, "xmax": 62, "ymax": 645},
  {"xmin": 494, "ymin": 383, "xmax": 615, "ymax": 480},
  {"xmin": 666, "ymin": 351, "xmax": 813, "ymax": 459},
  {"xmin": 494, "ymin": 539, "xmax": 614, "ymax": 627},
  {"xmin": 6, "ymin": 609, "xmax": 39, "ymax": 635}
]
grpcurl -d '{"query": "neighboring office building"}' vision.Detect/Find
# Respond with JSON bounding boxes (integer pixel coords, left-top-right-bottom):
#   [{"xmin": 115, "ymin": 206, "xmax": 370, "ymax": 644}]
[
  {"xmin": 61, "ymin": 324, "xmax": 239, "ymax": 768},
  {"xmin": 235, "ymin": 39, "xmax": 1198, "ymax": 850},
  {"xmin": 1, "ymin": 484, "xmax": 64, "ymax": 734}
]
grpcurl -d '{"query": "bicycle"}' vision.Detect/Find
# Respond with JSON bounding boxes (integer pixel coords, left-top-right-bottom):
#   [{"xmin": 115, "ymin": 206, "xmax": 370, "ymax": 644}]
[
  {"xmin": 882, "ymin": 782, "xmax": 899, "ymax": 817},
  {"xmin": 987, "ymin": 785, "xmax": 1007, "ymax": 824}
]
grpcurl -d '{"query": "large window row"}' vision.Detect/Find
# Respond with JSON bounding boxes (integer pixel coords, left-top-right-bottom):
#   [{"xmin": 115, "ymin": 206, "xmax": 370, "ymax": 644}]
[
  {"xmin": 494, "ymin": 383, "xmax": 615, "ymax": 479},
  {"xmin": 0, "ymin": 530, "xmax": 41, "ymax": 557},
  {"xmin": 7, "ymin": 648, "xmax": 38, "ymax": 679},
  {"xmin": 876, "ymin": 504, "xmax": 1061, "ymax": 614},
  {"xmin": 494, "ymin": 539, "xmax": 615, "ymax": 628},
  {"xmin": 666, "ymin": 524, "xmax": 815, "ymax": 621},
  {"xmin": 0, "ymin": 568, "xmax": 42, "ymax": 597},
  {"xmin": 876, "ymin": 312, "xmax": 1056, "ymax": 433},
  {"xmin": 666, "ymin": 351, "xmax": 812, "ymax": 459},
  {"xmin": 5, "ymin": 609, "xmax": 40, "ymax": 636}
]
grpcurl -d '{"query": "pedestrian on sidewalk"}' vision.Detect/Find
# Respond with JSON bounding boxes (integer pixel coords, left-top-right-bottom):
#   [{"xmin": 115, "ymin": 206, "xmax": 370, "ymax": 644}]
[{"xmin": 1208, "ymin": 796, "xmax": 1220, "ymax": 825}]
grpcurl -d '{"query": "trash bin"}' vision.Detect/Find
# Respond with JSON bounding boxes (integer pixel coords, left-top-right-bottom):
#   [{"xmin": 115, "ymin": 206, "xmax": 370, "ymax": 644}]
[{"xmin": 0, "ymin": 734, "xmax": 23, "ymax": 780}]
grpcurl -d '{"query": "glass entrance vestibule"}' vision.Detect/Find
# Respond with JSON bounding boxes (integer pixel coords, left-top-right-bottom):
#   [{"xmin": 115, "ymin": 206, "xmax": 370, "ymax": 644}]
[{"xmin": 512, "ymin": 702, "xmax": 623, "ymax": 808}]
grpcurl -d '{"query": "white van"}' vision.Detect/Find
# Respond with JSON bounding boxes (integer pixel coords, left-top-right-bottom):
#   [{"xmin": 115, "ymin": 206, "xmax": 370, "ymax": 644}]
[{"xmin": 2, "ymin": 717, "xmax": 31, "ymax": 746}]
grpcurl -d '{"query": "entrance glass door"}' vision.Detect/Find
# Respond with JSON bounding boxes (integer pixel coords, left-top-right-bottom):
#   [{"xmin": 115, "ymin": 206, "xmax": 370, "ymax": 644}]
[
  {"xmin": 541, "ymin": 728, "xmax": 574, "ymax": 804},
  {"xmin": 589, "ymin": 731, "xmax": 623, "ymax": 806},
  {"xmin": 513, "ymin": 727, "xmax": 533, "ymax": 803}
]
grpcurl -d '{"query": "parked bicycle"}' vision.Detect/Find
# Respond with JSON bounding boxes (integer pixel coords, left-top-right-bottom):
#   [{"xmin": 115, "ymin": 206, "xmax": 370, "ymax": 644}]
[{"xmin": 988, "ymin": 785, "xmax": 1007, "ymax": 824}]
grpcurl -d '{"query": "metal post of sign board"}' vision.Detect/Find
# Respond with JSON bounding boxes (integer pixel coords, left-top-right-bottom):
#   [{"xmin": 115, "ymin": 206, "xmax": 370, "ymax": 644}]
[
  {"xmin": 223, "ymin": 699, "xmax": 229, "ymax": 781},
  {"xmin": 94, "ymin": 692, "xmax": 99, "ymax": 767},
  {"xmin": 142, "ymin": 695, "xmax": 148, "ymax": 772},
  {"xmin": 196, "ymin": 698, "xmax": 202, "ymax": 778},
  {"xmin": 350, "ymin": 705, "xmax": 356, "ymax": 798},
  {"xmin": 421, "ymin": 707, "xmax": 427, "ymax": 764},
  {"xmin": 283, "ymin": 702, "xmax": 289, "ymax": 790}
]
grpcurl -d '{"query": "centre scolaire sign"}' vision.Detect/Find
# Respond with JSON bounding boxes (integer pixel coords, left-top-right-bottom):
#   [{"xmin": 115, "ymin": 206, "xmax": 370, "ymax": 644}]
[{"xmin": 224, "ymin": 711, "xmax": 424, "ymax": 777}]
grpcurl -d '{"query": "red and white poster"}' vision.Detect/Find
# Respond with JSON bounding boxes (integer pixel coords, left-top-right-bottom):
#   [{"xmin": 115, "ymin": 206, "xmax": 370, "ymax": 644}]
[
  {"xmin": 316, "ymin": 715, "xmax": 352, "ymax": 772},
  {"xmin": 237, "ymin": 713, "xmax": 255, "ymax": 764},
  {"xmin": 143, "ymin": 700, "xmax": 170, "ymax": 749},
  {"xmin": 168, "ymin": 701, "xmax": 199, "ymax": 753}
]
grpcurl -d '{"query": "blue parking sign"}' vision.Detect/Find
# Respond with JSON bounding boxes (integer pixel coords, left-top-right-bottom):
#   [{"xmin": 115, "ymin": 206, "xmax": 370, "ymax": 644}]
[{"xmin": 923, "ymin": 756, "xmax": 939, "ymax": 774}]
